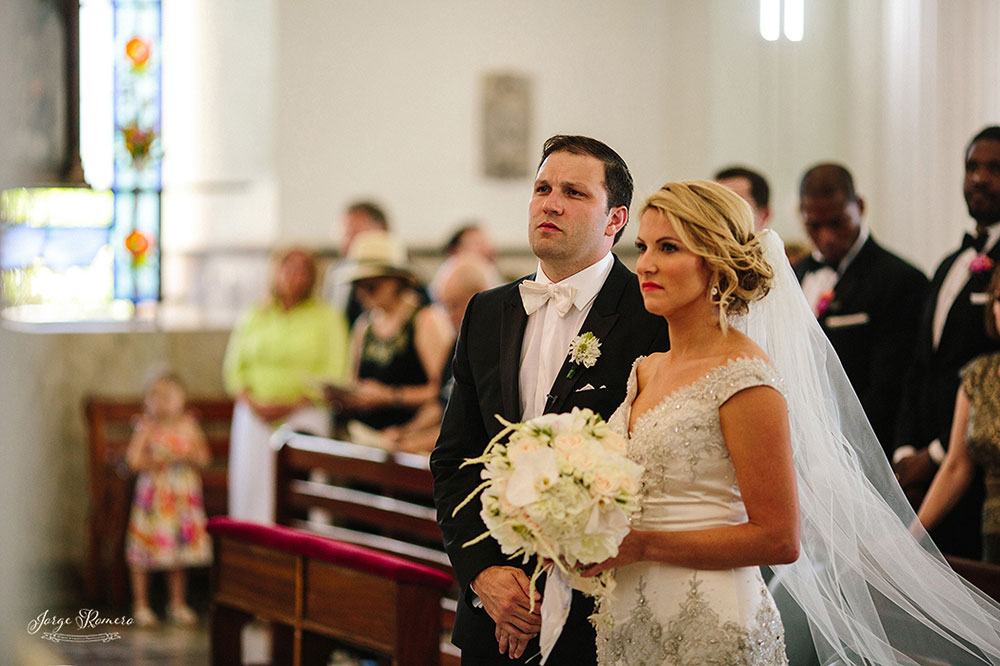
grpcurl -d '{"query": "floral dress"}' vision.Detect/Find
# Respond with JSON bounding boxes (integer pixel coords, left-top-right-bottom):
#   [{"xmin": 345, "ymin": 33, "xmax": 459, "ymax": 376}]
[
  {"xmin": 125, "ymin": 424, "xmax": 211, "ymax": 570},
  {"xmin": 593, "ymin": 357, "xmax": 789, "ymax": 666}
]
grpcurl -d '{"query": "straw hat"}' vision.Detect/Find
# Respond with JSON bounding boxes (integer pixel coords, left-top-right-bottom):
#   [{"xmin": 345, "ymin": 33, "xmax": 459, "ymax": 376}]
[{"xmin": 344, "ymin": 230, "xmax": 415, "ymax": 284}]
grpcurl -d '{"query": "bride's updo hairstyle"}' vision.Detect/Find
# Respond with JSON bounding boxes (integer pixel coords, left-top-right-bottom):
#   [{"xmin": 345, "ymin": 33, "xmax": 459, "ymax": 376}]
[{"xmin": 642, "ymin": 180, "xmax": 773, "ymax": 329}]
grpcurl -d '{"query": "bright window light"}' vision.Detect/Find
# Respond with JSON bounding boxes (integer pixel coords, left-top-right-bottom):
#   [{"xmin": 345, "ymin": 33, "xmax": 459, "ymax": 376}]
[
  {"xmin": 760, "ymin": 0, "xmax": 781, "ymax": 41},
  {"xmin": 784, "ymin": 0, "xmax": 804, "ymax": 41},
  {"xmin": 80, "ymin": 0, "xmax": 114, "ymax": 191}
]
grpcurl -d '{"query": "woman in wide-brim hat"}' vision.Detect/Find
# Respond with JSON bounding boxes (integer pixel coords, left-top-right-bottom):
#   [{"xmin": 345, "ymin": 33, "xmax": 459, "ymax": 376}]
[{"xmin": 333, "ymin": 230, "xmax": 454, "ymax": 440}]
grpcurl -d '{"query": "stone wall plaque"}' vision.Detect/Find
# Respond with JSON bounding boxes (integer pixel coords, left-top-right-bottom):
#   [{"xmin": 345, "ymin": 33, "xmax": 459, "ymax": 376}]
[{"xmin": 481, "ymin": 72, "xmax": 532, "ymax": 179}]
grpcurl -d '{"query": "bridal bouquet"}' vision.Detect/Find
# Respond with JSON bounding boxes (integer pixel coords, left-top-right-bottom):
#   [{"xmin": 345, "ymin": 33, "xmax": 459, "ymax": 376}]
[{"xmin": 453, "ymin": 407, "xmax": 643, "ymax": 663}]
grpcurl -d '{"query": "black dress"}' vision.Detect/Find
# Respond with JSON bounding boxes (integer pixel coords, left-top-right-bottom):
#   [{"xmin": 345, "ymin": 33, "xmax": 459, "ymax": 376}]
[{"xmin": 355, "ymin": 307, "xmax": 428, "ymax": 428}]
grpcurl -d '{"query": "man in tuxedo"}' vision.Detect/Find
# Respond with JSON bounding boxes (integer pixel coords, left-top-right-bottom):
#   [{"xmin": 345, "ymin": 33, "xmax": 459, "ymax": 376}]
[
  {"xmin": 323, "ymin": 200, "xmax": 392, "ymax": 325},
  {"xmin": 894, "ymin": 126, "xmax": 1000, "ymax": 559},
  {"xmin": 431, "ymin": 135, "xmax": 669, "ymax": 665},
  {"xmin": 793, "ymin": 164, "xmax": 928, "ymax": 455}
]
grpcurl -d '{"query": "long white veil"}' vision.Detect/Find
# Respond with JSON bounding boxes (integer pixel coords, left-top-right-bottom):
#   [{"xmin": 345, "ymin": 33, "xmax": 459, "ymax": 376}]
[{"xmin": 740, "ymin": 230, "xmax": 1000, "ymax": 665}]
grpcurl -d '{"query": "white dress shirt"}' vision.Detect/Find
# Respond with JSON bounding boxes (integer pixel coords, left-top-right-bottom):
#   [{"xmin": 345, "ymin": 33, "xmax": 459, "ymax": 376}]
[
  {"xmin": 800, "ymin": 227, "xmax": 869, "ymax": 315},
  {"xmin": 932, "ymin": 224, "xmax": 1000, "ymax": 349},
  {"xmin": 518, "ymin": 253, "xmax": 613, "ymax": 420}
]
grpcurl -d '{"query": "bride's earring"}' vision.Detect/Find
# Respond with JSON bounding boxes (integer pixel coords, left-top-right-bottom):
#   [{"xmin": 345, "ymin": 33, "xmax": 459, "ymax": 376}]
[{"xmin": 711, "ymin": 285, "xmax": 719, "ymax": 297}]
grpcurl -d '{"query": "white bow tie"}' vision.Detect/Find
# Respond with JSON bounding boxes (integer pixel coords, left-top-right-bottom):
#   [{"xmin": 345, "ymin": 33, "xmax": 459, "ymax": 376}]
[{"xmin": 519, "ymin": 279, "xmax": 577, "ymax": 317}]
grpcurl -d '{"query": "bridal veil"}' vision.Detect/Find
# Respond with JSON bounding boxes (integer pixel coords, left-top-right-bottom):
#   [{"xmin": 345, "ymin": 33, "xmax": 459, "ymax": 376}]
[{"xmin": 741, "ymin": 230, "xmax": 1000, "ymax": 665}]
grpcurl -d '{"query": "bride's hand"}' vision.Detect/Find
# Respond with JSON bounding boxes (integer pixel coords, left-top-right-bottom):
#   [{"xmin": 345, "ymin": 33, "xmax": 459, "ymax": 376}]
[{"xmin": 579, "ymin": 530, "xmax": 645, "ymax": 577}]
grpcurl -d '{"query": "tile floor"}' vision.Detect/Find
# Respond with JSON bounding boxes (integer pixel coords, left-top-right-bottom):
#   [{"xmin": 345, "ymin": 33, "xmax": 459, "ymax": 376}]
[
  {"xmin": 35, "ymin": 618, "xmax": 374, "ymax": 666},
  {"xmin": 43, "ymin": 621, "xmax": 212, "ymax": 666}
]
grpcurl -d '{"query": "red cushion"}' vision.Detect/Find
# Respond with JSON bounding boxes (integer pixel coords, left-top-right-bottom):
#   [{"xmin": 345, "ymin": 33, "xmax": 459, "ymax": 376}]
[{"xmin": 207, "ymin": 516, "xmax": 454, "ymax": 591}]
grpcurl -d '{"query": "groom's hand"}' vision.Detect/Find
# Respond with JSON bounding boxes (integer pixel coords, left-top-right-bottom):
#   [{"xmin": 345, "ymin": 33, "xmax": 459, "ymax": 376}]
[{"xmin": 472, "ymin": 566, "xmax": 541, "ymax": 658}]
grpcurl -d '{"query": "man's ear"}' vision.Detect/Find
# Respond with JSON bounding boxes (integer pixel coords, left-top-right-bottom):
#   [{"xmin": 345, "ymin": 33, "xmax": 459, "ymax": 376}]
[
  {"xmin": 605, "ymin": 206, "xmax": 629, "ymax": 237},
  {"xmin": 856, "ymin": 196, "xmax": 865, "ymax": 217}
]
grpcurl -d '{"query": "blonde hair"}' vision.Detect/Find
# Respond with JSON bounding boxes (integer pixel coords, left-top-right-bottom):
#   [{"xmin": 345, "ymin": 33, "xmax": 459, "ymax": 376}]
[{"xmin": 642, "ymin": 180, "xmax": 773, "ymax": 330}]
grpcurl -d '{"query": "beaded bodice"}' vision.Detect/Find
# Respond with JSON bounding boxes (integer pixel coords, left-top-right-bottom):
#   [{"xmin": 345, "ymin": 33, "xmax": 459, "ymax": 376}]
[
  {"xmin": 607, "ymin": 356, "xmax": 786, "ymax": 531},
  {"xmin": 594, "ymin": 355, "xmax": 790, "ymax": 666}
]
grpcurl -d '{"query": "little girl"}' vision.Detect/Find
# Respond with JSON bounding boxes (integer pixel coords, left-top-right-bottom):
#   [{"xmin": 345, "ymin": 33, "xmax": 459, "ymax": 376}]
[{"xmin": 125, "ymin": 370, "xmax": 212, "ymax": 627}]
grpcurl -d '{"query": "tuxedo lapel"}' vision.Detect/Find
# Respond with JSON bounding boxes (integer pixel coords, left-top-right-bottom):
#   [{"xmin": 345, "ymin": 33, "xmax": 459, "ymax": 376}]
[
  {"xmin": 938, "ymin": 241, "xmax": 1000, "ymax": 349},
  {"xmin": 499, "ymin": 282, "xmax": 529, "ymax": 421},
  {"xmin": 547, "ymin": 257, "xmax": 628, "ymax": 413},
  {"xmin": 823, "ymin": 238, "xmax": 875, "ymax": 314}
]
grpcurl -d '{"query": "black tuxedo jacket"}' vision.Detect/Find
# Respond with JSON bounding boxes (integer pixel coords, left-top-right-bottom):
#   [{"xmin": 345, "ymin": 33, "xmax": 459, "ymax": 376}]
[
  {"xmin": 430, "ymin": 255, "xmax": 669, "ymax": 663},
  {"xmin": 894, "ymin": 235, "xmax": 1000, "ymax": 558},
  {"xmin": 897, "ymin": 240, "xmax": 1000, "ymax": 450},
  {"xmin": 793, "ymin": 236, "xmax": 928, "ymax": 455}
]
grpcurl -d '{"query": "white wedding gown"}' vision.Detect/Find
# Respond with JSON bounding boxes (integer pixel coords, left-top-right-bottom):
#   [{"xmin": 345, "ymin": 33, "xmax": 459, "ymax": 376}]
[{"xmin": 593, "ymin": 356, "xmax": 789, "ymax": 666}]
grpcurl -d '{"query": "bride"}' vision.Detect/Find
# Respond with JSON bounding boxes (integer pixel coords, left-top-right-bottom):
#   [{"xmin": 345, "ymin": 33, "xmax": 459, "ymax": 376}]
[{"xmin": 583, "ymin": 181, "xmax": 1000, "ymax": 665}]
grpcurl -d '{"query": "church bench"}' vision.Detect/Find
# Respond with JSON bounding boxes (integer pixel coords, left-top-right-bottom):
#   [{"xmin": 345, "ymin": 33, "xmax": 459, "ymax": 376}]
[
  {"xmin": 946, "ymin": 555, "xmax": 1000, "ymax": 603},
  {"xmin": 83, "ymin": 396, "xmax": 233, "ymax": 607},
  {"xmin": 274, "ymin": 431, "xmax": 450, "ymax": 575},
  {"xmin": 207, "ymin": 517, "xmax": 453, "ymax": 666}
]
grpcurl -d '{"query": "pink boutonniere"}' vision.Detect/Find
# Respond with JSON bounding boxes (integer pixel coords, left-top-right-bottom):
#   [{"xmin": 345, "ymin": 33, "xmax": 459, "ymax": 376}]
[
  {"xmin": 970, "ymin": 254, "xmax": 994, "ymax": 274},
  {"xmin": 816, "ymin": 289, "xmax": 835, "ymax": 317}
]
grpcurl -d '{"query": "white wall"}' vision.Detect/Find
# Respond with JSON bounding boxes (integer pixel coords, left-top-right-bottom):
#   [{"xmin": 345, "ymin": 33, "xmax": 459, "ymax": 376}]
[
  {"xmin": 161, "ymin": 0, "xmax": 279, "ymax": 253},
  {"xmin": 261, "ymin": 0, "xmax": 999, "ymax": 271},
  {"xmin": 273, "ymin": 0, "xmax": 674, "ymax": 249},
  {"xmin": 153, "ymin": 0, "xmax": 1000, "ymax": 282}
]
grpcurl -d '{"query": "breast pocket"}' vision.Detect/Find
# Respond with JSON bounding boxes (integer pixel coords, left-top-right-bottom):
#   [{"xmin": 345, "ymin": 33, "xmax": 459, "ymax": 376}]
[
  {"xmin": 569, "ymin": 387, "xmax": 619, "ymax": 421},
  {"xmin": 824, "ymin": 312, "xmax": 870, "ymax": 329}
]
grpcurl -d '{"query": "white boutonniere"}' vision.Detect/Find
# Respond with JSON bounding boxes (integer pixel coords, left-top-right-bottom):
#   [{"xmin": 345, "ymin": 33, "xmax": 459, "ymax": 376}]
[{"xmin": 566, "ymin": 331, "xmax": 601, "ymax": 379}]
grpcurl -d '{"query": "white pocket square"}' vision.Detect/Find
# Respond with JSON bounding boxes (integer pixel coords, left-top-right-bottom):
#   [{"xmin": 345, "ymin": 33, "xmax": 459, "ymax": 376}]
[
  {"xmin": 575, "ymin": 384, "xmax": 606, "ymax": 392},
  {"xmin": 825, "ymin": 312, "xmax": 869, "ymax": 328}
]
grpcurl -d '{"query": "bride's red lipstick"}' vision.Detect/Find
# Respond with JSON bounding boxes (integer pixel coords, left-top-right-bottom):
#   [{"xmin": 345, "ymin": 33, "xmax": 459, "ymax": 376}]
[{"xmin": 641, "ymin": 282, "xmax": 663, "ymax": 291}]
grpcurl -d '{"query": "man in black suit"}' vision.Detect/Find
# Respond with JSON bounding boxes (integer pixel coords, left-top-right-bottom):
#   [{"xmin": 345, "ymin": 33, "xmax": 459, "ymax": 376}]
[
  {"xmin": 431, "ymin": 135, "xmax": 668, "ymax": 665},
  {"xmin": 715, "ymin": 165, "xmax": 771, "ymax": 232},
  {"xmin": 894, "ymin": 126, "xmax": 1000, "ymax": 559},
  {"xmin": 793, "ymin": 164, "xmax": 928, "ymax": 455}
]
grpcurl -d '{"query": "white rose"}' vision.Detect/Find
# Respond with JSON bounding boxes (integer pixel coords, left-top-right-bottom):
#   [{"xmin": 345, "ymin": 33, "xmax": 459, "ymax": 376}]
[
  {"xmin": 507, "ymin": 435, "xmax": 541, "ymax": 462},
  {"xmin": 567, "ymin": 441, "xmax": 600, "ymax": 472},
  {"xmin": 553, "ymin": 432, "xmax": 585, "ymax": 454},
  {"xmin": 590, "ymin": 472, "xmax": 616, "ymax": 496}
]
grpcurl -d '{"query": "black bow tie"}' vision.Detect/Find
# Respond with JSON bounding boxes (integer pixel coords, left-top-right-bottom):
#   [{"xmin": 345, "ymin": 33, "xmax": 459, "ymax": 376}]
[
  {"xmin": 805, "ymin": 255, "xmax": 838, "ymax": 273},
  {"xmin": 961, "ymin": 232, "xmax": 987, "ymax": 253}
]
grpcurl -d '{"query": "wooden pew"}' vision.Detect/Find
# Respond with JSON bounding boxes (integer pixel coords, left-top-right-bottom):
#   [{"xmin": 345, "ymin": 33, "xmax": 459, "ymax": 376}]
[
  {"xmin": 946, "ymin": 555, "xmax": 1000, "ymax": 603},
  {"xmin": 274, "ymin": 431, "xmax": 448, "ymax": 570},
  {"xmin": 207, "ymin": 517, "xmax": 453, "ymax": 666},
  {"xmin": 273, "ymin": 431, "xmax": 460, "ymax": 664},
  {"xmin": 83, "ymin": 396, "xmax": 233, "ymax": 607}
]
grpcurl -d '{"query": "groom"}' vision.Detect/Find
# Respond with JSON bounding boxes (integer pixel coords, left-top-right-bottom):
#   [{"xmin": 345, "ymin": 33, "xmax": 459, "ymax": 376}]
[{"xmin": 431, "ymin": 135, "xmax": 669, "ymax": 664}]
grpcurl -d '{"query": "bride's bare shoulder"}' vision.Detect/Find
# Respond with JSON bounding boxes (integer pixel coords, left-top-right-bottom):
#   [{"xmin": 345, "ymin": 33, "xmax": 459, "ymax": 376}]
[
  {"xmin": 724, "ymin": 330, "xmax": 772, "ymax": 366},
  {"xmin": 636, "ymin": 352, "xmax": 668, "ymax": 389}
]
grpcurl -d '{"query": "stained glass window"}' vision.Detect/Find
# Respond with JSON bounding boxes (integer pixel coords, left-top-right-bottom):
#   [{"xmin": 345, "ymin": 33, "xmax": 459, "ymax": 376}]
[
  {"xmin": 0, "ymin": 0, "xmax": 162, "ymax": 323},
  {"xmin": 112, "ymin": 0, "xmax": 162, "ymax": 303}
]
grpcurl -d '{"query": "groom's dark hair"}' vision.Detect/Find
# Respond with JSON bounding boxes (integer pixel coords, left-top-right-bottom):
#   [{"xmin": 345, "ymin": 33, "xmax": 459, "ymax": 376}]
[{"xmin": 538, "ymin": 135, "xmax": 634, "ymax": 244}]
